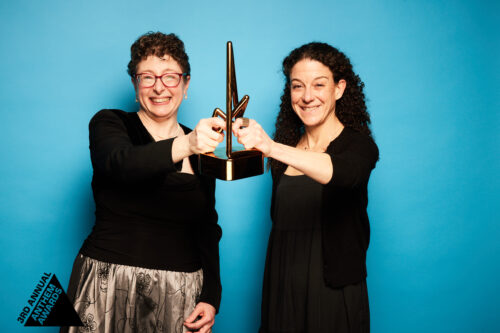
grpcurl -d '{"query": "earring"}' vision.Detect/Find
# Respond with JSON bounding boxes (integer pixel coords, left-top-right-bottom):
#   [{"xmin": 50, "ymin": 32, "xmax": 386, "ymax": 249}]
[
  {"xmin": 184, "ymin": 94, "xmax": 188, "ymax": 100},
  {"xmin": 135, "ymin": 97, "xmax": 138, "ymax": 102}
]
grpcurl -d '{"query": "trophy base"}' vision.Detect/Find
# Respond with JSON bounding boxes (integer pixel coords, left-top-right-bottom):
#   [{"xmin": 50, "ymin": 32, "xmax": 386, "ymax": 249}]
[{"xmin": 199, "ymin": 148, "xmax": 264, "ymax": 181}]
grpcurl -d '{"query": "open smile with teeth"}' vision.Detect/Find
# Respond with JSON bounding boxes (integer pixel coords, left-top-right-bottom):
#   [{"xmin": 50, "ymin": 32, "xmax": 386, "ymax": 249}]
[
  {"xmin": 301, "ymin": 106, "xmax": 320, "ymax": 111},
  {"xmin": 151, "ymin": 97, "xmax": 171, "ymax": 103}
]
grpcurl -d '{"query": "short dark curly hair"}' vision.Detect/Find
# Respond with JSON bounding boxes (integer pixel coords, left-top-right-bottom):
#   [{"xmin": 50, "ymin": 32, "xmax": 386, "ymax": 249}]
[
  {"xmin": 127, "ymin": 32, "xmax": 190, "ymax": 79},
  {"xmin": 270, "ymin": 42, "xmax": 374, "ymax": 176}
]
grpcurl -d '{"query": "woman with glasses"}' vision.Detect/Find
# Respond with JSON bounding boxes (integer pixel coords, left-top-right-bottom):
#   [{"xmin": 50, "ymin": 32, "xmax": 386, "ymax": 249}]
[
  {"xmin": 61, "ymin": 32, "xmax": 225, "ymax": 333},
  {"xmin": 233, "ymin": 42, "xmax": 378, "ymax": 332}
]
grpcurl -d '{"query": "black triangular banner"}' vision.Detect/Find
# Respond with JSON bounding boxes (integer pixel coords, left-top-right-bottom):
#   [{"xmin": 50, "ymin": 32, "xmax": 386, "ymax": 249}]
[{"xmin": 25, "ymin": 274, "xmax": 83, "ymax": 327}]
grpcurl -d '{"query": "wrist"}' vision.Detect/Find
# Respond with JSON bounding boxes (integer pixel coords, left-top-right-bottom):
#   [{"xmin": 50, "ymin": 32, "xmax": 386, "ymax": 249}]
[
  {"xmin": 172, "ymin": 134, "xmax": 192, "ymax": 162},
  {"xmin": 185, "ymin": 132, "xmax": 196, "ymax": 155},
  {"xmin": 267, "ymin": 140, "xmax": 278, "ymax": 158}
]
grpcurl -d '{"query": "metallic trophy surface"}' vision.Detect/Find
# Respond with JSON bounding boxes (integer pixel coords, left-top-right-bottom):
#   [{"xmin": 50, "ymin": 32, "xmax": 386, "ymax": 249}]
[{"xmin": 198, "ymin": 41, "xmax": 264, "ymax": 181}]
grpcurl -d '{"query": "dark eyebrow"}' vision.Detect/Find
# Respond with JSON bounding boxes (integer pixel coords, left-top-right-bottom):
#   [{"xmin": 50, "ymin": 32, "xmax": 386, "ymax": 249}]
[
  {"xmin": 139, "ymin": 68, "xmax": 179, "ymax": 75},
  {"xmin": 291, "ymin": 76, "xmax": 329, "ymax": 83}
]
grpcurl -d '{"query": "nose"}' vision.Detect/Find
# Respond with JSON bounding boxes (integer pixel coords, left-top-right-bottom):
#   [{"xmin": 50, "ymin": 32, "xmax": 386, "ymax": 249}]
[
  {"xmin": 302, "ymin": 86, "xmax": 314, "ymax": 103},
  {"xmin": 153, "ymin": 77, "xmax": 166, "ymax": 94}
]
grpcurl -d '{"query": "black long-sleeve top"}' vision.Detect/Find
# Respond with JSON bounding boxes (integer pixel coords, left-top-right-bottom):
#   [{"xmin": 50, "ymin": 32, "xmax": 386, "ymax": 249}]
[
  {"xmin": 271, "ymin": 127, "xmax": 379, "ymax": 288},
  {"xmin": 80, "ymin": 109, "xmax": 222, "ymax": 310}
]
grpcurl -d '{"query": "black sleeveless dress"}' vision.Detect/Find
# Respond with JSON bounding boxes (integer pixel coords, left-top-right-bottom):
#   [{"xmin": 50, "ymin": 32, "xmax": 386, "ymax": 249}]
[{"xmin": 260, "ymin": 175, "xmax": 370, "ymax": 333}]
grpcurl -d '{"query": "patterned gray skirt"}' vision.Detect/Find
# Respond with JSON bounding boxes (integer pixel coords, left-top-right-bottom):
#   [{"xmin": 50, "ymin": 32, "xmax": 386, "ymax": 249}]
[{"xmin": 60, "ymin": 254, "xmax": 203, "ymax": 333}]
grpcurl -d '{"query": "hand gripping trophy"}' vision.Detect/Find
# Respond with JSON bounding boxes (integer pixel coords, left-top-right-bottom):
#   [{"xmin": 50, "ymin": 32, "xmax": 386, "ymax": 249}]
[{"xmin": 198, "ymin": 42, "xmax": 264, "ymax": 180}]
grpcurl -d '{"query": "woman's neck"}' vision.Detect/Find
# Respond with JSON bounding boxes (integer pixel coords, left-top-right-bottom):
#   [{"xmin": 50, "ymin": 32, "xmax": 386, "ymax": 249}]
[
  {"xmin": 302, "ymin": 115, "xmax": 344, "ymax": 151},
  {"xmin": 137, "ymin": 110, "xmax": 182, "ymax": 141}
]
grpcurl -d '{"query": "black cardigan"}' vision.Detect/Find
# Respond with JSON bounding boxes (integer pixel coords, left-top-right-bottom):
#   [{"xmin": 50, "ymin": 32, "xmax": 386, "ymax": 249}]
[
  {"xmin": 80, "ymin": 109, "xmax": 222, "ymax": 310},
  {"xmin": 271, "ymin": 127, "xmax": 379, "ymax": 288}
]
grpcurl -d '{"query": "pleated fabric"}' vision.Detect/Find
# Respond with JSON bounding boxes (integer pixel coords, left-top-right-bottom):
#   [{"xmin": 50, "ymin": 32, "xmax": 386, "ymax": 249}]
[
  {"xmin": 60, "ymin": 254, "xmax": 203, "ymax": 333},
  {"xmin": 260, "ymin": 175, "xmax": 370, "ymax": 333}
]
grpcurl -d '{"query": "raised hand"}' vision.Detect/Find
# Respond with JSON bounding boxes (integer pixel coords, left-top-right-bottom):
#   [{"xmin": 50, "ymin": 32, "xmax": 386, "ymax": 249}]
[
  {"xmin": 232, "ymin": 118, "xmax": 274, "ymax": 157},
  {"xmin": 189, "ymin": 117, "xmax": 227, "ymax": 154}
]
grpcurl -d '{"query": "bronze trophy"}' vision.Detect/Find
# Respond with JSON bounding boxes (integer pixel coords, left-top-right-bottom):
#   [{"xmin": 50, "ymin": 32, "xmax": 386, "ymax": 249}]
[{"xmin": 198, "ymin": 41, "xmax": 264, "ymax": 181}]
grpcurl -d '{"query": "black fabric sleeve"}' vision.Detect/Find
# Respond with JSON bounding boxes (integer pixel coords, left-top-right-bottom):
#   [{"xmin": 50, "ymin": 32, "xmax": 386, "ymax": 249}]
[
  {"xmin": 196, "ymin": 176, "xmax": 223, "ymax": 312},
  {"xmin": 326, "ymin": 134, "xmax": 379, "ymax": 189},
  {"xmin": 89, "ymin": 110, "xmax": 178, "ymax": 184}
]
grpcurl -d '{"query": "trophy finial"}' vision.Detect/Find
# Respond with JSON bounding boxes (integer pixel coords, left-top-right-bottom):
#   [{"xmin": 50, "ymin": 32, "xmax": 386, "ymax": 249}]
[
  {"xmin": 221, "ymin": 41, "xmax": 249, "ymax": 158},
  {"xmin": 201, "ymin": 42, "xmax": 262, "ymax": 181}
]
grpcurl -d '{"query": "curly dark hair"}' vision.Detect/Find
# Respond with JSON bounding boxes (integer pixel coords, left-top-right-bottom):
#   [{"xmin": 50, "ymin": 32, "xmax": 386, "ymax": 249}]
[
  {"xmin": 269, "ymin": 42, "xmax": 373, "ymax": 176},
  {"xmin": 127, "ymin": 32, "xmax": 190, "ymax": 79}
]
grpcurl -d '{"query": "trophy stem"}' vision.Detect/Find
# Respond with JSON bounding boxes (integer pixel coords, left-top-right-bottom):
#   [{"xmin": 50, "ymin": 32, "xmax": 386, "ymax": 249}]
[
  {"xmin": 199, "ymin": 41, "xmax": 264, "ymax": 181},
  {"xmin": 226, "ymin": 41, "xmax": 233, "ymax": 158}
]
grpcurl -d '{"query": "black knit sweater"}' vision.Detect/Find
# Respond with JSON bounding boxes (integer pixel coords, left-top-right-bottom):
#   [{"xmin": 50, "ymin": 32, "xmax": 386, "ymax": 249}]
[
  {"xmin": 80, "ymin": 109, "xmax": 222, "ymax": 310},
  {"xmin": 271, "ymin": 127, "xmax": 379, "ymax": 287}
]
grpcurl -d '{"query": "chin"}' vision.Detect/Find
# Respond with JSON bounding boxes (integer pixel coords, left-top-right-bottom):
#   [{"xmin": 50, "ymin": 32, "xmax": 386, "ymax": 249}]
[
  {"xmin": 149, "ymin": 105, "xmax": 175, "ymax": 115},
  {"xmin": 299, "ymin": 117, "xmax": 319, "ymax": 128}
]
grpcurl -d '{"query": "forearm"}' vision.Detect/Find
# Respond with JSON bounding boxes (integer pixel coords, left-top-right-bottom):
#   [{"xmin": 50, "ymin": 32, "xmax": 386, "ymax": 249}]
[
  {"xmin": 197, "ymin": 197, "xmax": 222, "ymax": 311},
  {"xmin": 269, "ymin": 141, "xmax": 333, "ymax": 184},
  {"xmin": 171, "ymin": 134, "xmax": 193, "ymax": 163},
  {"xmin": 197, "ymin": 233, "xmax": 222, "ymax": 311}
]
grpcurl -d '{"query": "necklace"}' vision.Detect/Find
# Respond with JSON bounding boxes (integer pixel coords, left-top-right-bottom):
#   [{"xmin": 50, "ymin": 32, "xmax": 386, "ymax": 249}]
[
  {"xmin": 302, "ymin": 126, "xmax": 343, "ymax": 151},
  {"xmin": 138, "ymin": 111, "xmax": 183, "ymax": 141},
  {"xmin": 152, "ymin": 123, "xmax": 182, "ymax": 141}
]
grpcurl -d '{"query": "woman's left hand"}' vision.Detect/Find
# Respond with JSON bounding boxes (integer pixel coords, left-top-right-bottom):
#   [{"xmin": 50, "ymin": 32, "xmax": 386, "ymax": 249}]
[
  {"xmin": 232, "ymin": 118, "xmax": 274, "ymax": 157},
  {"xmin": 184, "ymin": 302, "xmax": 216, "ymax": 333}
]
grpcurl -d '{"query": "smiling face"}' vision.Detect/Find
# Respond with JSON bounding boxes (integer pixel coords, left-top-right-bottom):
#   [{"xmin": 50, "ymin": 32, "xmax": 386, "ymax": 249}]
[
  {"xmin": 290, "ymin": 59, "xmax": 345, "ymax": 128},
  {"xmin": 134, "ymin": 55, "xmax": 189, "ymax": 121}
]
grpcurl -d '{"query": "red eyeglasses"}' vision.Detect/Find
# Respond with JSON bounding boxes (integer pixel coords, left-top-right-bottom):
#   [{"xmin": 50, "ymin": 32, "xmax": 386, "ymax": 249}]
[{"xmin": 135, "ymin": 72, "xmax": 187, "ymax": 88}]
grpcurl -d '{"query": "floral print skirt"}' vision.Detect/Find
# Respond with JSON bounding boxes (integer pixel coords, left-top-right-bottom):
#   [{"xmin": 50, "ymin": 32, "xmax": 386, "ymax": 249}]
[{"xmin": 60, "ymin": 254, "xmax": 203, "ymax": 333}]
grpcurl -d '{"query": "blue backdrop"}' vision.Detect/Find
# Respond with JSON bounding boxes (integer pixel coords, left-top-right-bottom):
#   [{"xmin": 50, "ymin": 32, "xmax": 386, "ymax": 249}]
[{"xmin": 1, "ymin": 0, "xmax": 498, "ymax": 332}]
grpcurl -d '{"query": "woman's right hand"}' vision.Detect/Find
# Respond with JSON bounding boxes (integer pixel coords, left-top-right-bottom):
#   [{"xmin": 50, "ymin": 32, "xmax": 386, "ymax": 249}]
[
  {"xmin": 233, "ymin": 117, "xmax": 334, "ymax": 184},
  {"xmin": 188, "ymin": 117, "xmax": 226, "ymax": 154},
  {"xmin": 171, "ymin": 117, "xmax": 226, "ymax": 164},
  {"xmin": 232, "ymin": 117, "xmax": 275, "ymax": 157}
]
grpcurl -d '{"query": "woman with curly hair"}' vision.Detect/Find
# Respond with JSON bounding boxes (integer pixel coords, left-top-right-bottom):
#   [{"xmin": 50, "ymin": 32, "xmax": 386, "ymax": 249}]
[
  {"xmin": 61, "ymin": 32, "xmax": 226, "ymax": 333},
  {"xmin": 233, "ymin": 42, "xmax": 378, "ymax": 332}
]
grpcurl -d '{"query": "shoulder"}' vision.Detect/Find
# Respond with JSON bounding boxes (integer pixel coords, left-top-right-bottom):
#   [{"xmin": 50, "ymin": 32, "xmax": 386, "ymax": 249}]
[
  {"xmin": 88, "ymin": 110, "xmax": 144, "ymax": 142},
  {"xmin": 90, "ymin": 109, "xmax": 131, "ymax": 122},
  {"xmin": 328, "ymin": 127, "xmax": 379, "ymax": 161},
  {"xmin": 90, "ymin": 109, "xmax": 131, "ymax": 126},
  {"xmin": 348, "ymin": 128, "xmax": 378, "ymax": 151},
  {"xmin": 89, "ymin": 110, "xmax": 144, "ymax": 135}
]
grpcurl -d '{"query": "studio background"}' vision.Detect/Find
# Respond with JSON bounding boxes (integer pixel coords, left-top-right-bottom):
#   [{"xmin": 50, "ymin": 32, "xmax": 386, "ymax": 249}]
[{"xmin": 1, "ymin": 0, "xmax": 498, "ymax": 332}]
